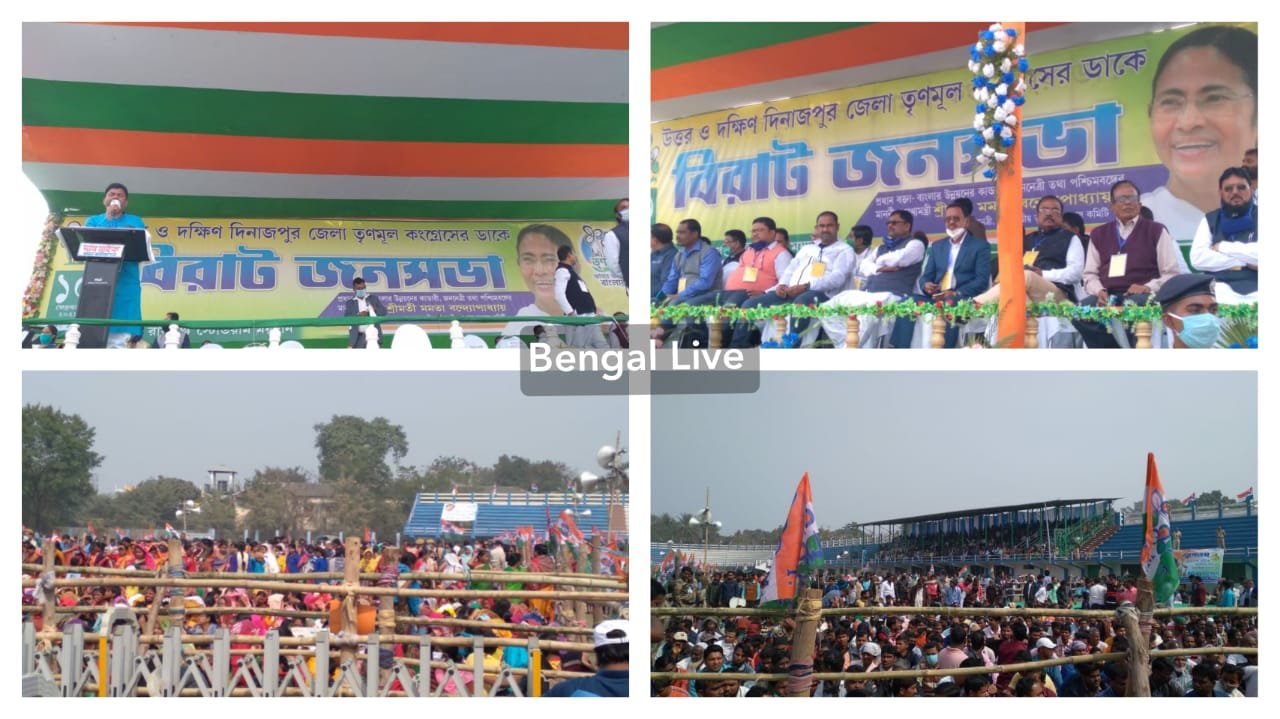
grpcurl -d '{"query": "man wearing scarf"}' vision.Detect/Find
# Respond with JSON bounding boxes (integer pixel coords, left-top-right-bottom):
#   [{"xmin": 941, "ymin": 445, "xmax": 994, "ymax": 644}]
[{"xmin": 1191, "ymin": 166, "xmax": 1258, "ymax": 303}]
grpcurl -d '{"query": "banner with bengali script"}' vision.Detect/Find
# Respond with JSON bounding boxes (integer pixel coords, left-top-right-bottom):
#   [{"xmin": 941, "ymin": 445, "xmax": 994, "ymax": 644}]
[
  {"xmin": 38, "ymin": 218, "xmax": 627, "ymax": 342},
  {"xmin": 651, "ymin": 23, "xmax": 1257, "ymax": 244},
  {"xmin": 1174, "ymin": 548, "xmax": 1225, "ymax": 585}
]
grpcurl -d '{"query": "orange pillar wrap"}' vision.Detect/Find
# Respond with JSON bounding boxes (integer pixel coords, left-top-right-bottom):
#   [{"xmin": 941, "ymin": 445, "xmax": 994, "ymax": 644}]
[{"xmin": 996, "ymin": 22, "xmax": 1028, "ymax": 347}]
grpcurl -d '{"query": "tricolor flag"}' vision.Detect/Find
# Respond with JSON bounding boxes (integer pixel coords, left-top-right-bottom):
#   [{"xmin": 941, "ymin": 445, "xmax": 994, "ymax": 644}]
[
  {"xmin": 558, "ymin": 509, "xmax": 586, "ymax": 546},
  {"xmin": 440, "ymin": 520, "xmax": 467, "ymax": 536},
  {"xmin": 115, "ymin": 527, "xmax": 124, "ymax": 539},
  {"xmin": 490, "ymin": 484, "xmax": 497, "ymax": 501},
  {"xmin": 761, "ymin": 472, "xmax": 823, "ymax": 605},
  {"xmin": 1140, "ymin": 453, "xmax": 1180, "ymax": 605},
  {"xmin": 163, "ymin": 523, "xmax": 177, "ymax": 538},
  {"xmin": 86, "ymin": 521, "xmax": 96, "ymax": 536},
  {"xmin": 1237, "ymin": 487, "xmax": 1254, "ymax": 502},
  {"xmin": 451, "ymin": 485, "xmax": 459, "ymax": 498},
  {"xmin": 1182, "ymin": 492, "xmax": 1197, "ymax": 505}
]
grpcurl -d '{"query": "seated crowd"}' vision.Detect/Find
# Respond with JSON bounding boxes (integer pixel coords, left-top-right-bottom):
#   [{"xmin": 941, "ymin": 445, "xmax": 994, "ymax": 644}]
[
  {"xmin": 651, "ymin": 160, "xmax": 1256, "ymax": 349},
  {"xmin": 652, "ymin": 566, "xmax": 1257, "ymax": 697}
]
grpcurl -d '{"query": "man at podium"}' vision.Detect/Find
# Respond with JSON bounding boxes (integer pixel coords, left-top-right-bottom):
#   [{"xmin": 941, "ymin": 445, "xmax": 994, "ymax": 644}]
[{"xmin": 84, "ymin": 183, "xmax": 146, "ymax": 347}]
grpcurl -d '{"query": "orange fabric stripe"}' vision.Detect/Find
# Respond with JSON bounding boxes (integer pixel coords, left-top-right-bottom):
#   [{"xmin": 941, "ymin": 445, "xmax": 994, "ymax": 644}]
[
  {"xmin": 996, "ymin": 22, "xmax": 1028, "ymax": 348},
  {"xmin": 87, "ymin": 22, "xmax": 628, "ymax": 50},
  {"xmin": 653, "ymin": 21, "xmax": 1066, "ymax": 101},
  {"xmin": 22, "ymin": 126, "xmax": 625, "ymax": 178}
]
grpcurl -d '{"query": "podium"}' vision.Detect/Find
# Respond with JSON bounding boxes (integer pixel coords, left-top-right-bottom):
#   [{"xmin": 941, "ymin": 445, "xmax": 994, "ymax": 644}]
[{"xmin": 55, "ymin": 226, "xmax": 153, "ymax": 348}]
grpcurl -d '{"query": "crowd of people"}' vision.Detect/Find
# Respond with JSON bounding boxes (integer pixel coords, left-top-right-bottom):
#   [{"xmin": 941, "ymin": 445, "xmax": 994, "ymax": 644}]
[
  {"xmin": 652, "ymin": 566, "xmax": 1257, "ymax": 697},
  {"xmin": 650, "ymin": 26, "xmax": 1257, "ymax": 350},
  {"xmin": 22, "ymin": 530, "xmax": 629, "ymax": 696}
]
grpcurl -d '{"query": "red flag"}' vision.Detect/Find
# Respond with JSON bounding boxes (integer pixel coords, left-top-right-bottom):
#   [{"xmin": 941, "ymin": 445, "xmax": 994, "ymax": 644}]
[{"xmin": 363, "ymin": 526, "xmax": 371, "ymax": 543}]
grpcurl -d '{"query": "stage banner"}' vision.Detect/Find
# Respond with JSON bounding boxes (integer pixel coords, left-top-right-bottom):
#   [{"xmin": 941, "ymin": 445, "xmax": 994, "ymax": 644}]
[
  {"xmin": 651, "ymin": 23, "xmax": 1256, "ymax": 245},
  {"xmin": 441, "ymin": 502, "xmax": 480, "ymax": 522},
  {"xmin": 1175, "ymin": 548, "xmax": 1225, "ymax": 585},
  {"xmin": 38, "ymin": 218, "xmax": 627, "ymax": 343}
]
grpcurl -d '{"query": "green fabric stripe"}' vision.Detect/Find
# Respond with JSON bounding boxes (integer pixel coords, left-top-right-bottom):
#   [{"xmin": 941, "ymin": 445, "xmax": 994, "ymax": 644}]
[
  {"xmin": 40, "ymin": 189, "xmax": 615, "ymax": 221},
  {"xmin": 22, "ymin": 79, "xmax": 627, "ymax": 145},
  {"xmin": 651, "ymin": 22, "xmax": 870, "ymax": 70}
]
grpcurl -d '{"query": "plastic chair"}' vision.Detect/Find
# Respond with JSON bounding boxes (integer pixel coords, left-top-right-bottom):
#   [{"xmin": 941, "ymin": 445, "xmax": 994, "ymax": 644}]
[
  {"xmin": 462, "ymin": 334, "xmax": 489, "ymax": 349},
  {"xmin": 390, "ymin": 324, "xmax": 431, "ymax": 350}
]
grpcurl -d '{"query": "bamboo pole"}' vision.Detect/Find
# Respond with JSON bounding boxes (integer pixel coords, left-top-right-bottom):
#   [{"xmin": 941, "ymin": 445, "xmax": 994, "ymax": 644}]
[
  {"xmin": 651, "ymin": 605, "xmax": 1258, "ymax": 618},
  {"xmin": 339, "ymin": 536, "xmax": 360, "ymax": 670},
  {"xmin": 21, "ymin": 604, "xmax": 596, "ymax": 635},
  {"xmin": 22, "ymin": 576, "xmax": 624, "ymax": 602},
  {"xmin": 652, "ymin": 646, "xmax": 1258, "ymax": 683},
  {"xmin": 21, "ymin": 563, "xmax": 626, "ymax": 588},
  {"xmin": 38, "ymin": 629, "xmax": 595, "ymax": 652},
  {"xmin": 1123, "ymin": 577, "xmax": 1155, "ymax": 696},
  {"xmin": 786, "ymin": 588, "xmax": 823, "ymax": 697},
  {"xmin": 40, "ymin": 540, "xmax": 54, "ymax": 631}
]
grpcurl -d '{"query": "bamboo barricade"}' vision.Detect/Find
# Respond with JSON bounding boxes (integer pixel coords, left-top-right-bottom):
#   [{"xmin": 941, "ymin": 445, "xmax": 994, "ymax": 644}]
[
  {"xmin": 650, "ymin": 646, "xmax": 1260, "ymax": 683},
  {"xmin": 653, "ymin": 600, "xmax": 1258, "ymax": 696},
  {"xmin": 22, "ymin": 575, "xmax": 623, "ymax": 602},
  {"xmin": 33, "ymin": 628, "xmax": 595, "ymax": 653},
  {"xmin": 19, "ymin": 604, "xmax": 596, "ymax": 636},
  {"xmin": 21, "ymin": 563, "xmax": 626, "ymax": 589}
]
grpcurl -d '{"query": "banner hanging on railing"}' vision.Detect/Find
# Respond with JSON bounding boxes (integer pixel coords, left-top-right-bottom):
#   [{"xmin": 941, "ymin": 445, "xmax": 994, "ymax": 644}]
[
  {"xmin": 1175, "ymin": 548, "xmax": 1225, "ymax": 585},
  {"xmin": 651, "ymin": 23, "xmax": 1256, "ymax": 244},
  {"xmin": 38, "ymin": 217, "xmax": 628, "ymax": 342}
]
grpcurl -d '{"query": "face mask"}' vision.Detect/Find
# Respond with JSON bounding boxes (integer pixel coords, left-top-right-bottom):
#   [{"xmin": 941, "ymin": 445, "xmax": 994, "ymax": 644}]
[
  {"xmin": 1168, "ymin": 312, "xmax": 1221, "ymax": 348},
  {"xmin": 355, "ymin": 289, "xmax": 367, "ymax": 299},
  {"xmin": 618, "ymin": 209, "xmax": 629, "ymax": 222},
  {"xmin": 925, "ymin": 654, "xmax": 939, "ymax": 666},
  {"xmin": 945, "ymin": 226, "xmax": 965, "ymax": 240},
  {"xmin": 38, "ymin": 333, "xmax": 53, "ymax": 346}
]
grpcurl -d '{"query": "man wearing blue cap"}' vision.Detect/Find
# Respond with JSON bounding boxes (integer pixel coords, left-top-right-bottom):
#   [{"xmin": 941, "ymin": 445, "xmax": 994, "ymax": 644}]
[{"xmin": 1156, "ymin": 274, "xmax": 1220, "ymax": 349}]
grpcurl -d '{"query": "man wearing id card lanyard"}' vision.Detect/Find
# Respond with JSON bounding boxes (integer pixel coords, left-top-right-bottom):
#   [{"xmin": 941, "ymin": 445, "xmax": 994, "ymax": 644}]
[
  {"xmin": 973, "ymin": 195, "xmax": 1083, "ymax": 305},
  {"xmin": 1073, "ymin": 180, "xmax": 1182, "ymax": 348},
  {"xmin": 729, "ymin": 211, "xmax": 854, "ymax": 347},
  {"xmin": 889, "ymin": 202, "xmax": 990, "ymax": 348}
]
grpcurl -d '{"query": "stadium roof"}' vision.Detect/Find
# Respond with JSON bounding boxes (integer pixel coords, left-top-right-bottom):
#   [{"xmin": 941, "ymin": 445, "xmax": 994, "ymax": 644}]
[{"xmin": 868, "ymin": 498, "xmax": 1120, "ymax": 526}]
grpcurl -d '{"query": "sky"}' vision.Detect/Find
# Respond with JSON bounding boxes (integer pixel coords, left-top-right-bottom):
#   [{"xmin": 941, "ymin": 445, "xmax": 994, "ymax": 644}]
[
  {"xmin": 652, "ymin": 372, "xmax": 1256, "ymax": 532},
  {"xmin": 23, "ymin": 372, "xmax": 627, "ymax": 493}
]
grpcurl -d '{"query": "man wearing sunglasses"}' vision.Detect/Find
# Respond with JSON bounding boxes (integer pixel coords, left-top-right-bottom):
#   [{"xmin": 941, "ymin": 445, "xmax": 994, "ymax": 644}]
[{"xmin": 1190, "ymin": 166, "xmax": 1258, "ymax": 304}]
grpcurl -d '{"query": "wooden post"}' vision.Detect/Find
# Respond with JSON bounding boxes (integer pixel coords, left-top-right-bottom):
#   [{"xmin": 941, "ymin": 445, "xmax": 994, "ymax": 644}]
[
  {"xmin": 1118, "ymin": 578, "xmax": 1153, "ymax": 696},
  {"xmin": 773, "ymin": 315, "xmax": 787, "ymax": 345},
  {"xmin": 786, "ymin": 588, "xmax": 823, "ymax": 697},
  {"xmin": 995, "ymin": 21, "xmax": 1028, "ymax": 347},
  {"xmin": 339, "ymin": 536, "xmax": 361, "ymax": 671},
  {"xmin": 589, "ymin": 535, "xmax": 603, "ymax": 626},
  {"xmin": 40, "ymin": 539, "xmax": 55, "ymax": 632},
  {"xmin": 708, "ymin": 316, "xmax": 724, "ymax": 348},
  {"xmin": 1024, "ymin": 318, "xmax": 1039, "ymax": 349},
  {"xmin": 930, "ymin": 314, "xmax": 946, "ymax": 349},
  {"xmin": 845, "ymin": 315, "xmax": 860, "ymax": 349},
  {"xmin": 1134, "ymin": 321, "xmax": 1153, "ymax": 348}
]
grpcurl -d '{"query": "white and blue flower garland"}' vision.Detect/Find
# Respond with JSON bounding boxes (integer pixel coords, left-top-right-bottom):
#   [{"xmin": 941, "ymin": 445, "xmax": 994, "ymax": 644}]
[{"xmin": 969, "ymin": 24, "xmax": 1029, "ymax": 179}]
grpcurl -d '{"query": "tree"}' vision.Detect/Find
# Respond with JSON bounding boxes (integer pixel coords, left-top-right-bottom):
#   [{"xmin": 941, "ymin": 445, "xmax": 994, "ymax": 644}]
[
  {"xmin": 195, "ymin": 493, "xmax": 239, "ymax": 539},
  {"xmin": 314, "ymin": 416, "xmax": 408, "ymax": 488},
  {"xmin": 239, "ymin": 472, "xmax": 303, "ymax": 538},
  {"xmin": 492, "ymin": 454, "xmax": 574, "ymax": 492},
  {"xmin": 23, "ymin": 404, "xmax": 103, "ymax": 530},
  {"xmin": 115, "ymin": 477, "xmax": 203, "ymax": 528}
]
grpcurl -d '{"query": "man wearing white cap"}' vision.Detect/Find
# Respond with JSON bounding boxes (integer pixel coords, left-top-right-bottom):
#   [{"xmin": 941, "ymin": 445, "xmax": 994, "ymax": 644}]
[
  {"xmin": 1035, "ymin": 637, "xmax": 1064, "ymax": 692},
  {"xmin": 546, "ymin": 619, "xmax": 629, "ymax": 696}
]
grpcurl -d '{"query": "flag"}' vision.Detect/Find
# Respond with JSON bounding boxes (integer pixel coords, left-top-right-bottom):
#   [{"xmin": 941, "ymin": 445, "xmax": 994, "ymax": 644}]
[
  {"xmin": 163, "ymin": 523, "xmax": 177, "ymax": 538},
  {"xmin": 761, "ymin": 472, "xmax": 823, "ymax": 604},
  {"xmin": 490, "ymin": 484, "xmax": 497, "ymax": 501},
  {"xmin": 451, "ymin": 485, "xmax": 458, "ymax": 498},
  {"xmin": 115, "ymin": 527, "xmax": 124, "ymax": 539},
  {"xmin": 363, "ymin": 526, "xmax": 371, "ymax": 543},
  {"xmin": 1140, "ymin": 453, "xmax": 1180, "ymax": 605},
  {"xmin": 1182, "ymin": 492, "xmax": 1197, "ymax": 505},
  {"xmin": 440, "ymin": 520, "xmax": 467, "ymax": 536},
  {"xmin": 87, "ymin": 521, "xmax": 96, "ymax": 536},
  {"xmin": 1237, "ymin": 487, "xmax": 1254, "ymax": 501},
  {"xmin": 558, "ymin": 509, "xmax": 585, "ymax": 546}
]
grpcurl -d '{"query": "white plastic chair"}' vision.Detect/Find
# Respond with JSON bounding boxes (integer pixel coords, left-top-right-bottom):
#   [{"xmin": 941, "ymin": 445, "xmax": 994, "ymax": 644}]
[
  {"xmin": 462, "ymin": 334, "xmax": 489, "ymax": 349},
  {"xmin": 390, "ymin": 324, "xmax": 431, "ymax": 350},
  {"xmin": 278, "ymin": 340, "xmax": 305, "ymax": 350}
]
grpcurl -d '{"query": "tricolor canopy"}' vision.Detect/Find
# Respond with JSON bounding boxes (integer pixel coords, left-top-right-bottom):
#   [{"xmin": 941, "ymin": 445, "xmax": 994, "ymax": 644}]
[{"xmin": 23, "ymin": 22, "xmax": 628, "ymax": 220}]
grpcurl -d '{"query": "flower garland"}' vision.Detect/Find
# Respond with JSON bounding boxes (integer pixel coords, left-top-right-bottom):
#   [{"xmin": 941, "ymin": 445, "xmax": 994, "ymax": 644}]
[
  {"xmin": 22, "ymin": 212, "xmax": 61, "ymax": 319},
  {"xmin": 969, "ymin": 23, "xmax": 1028, "ymax": 179},
  {"xmin": 651, "ymin": 300, "xmax": 1258, "ymax": 328}
]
